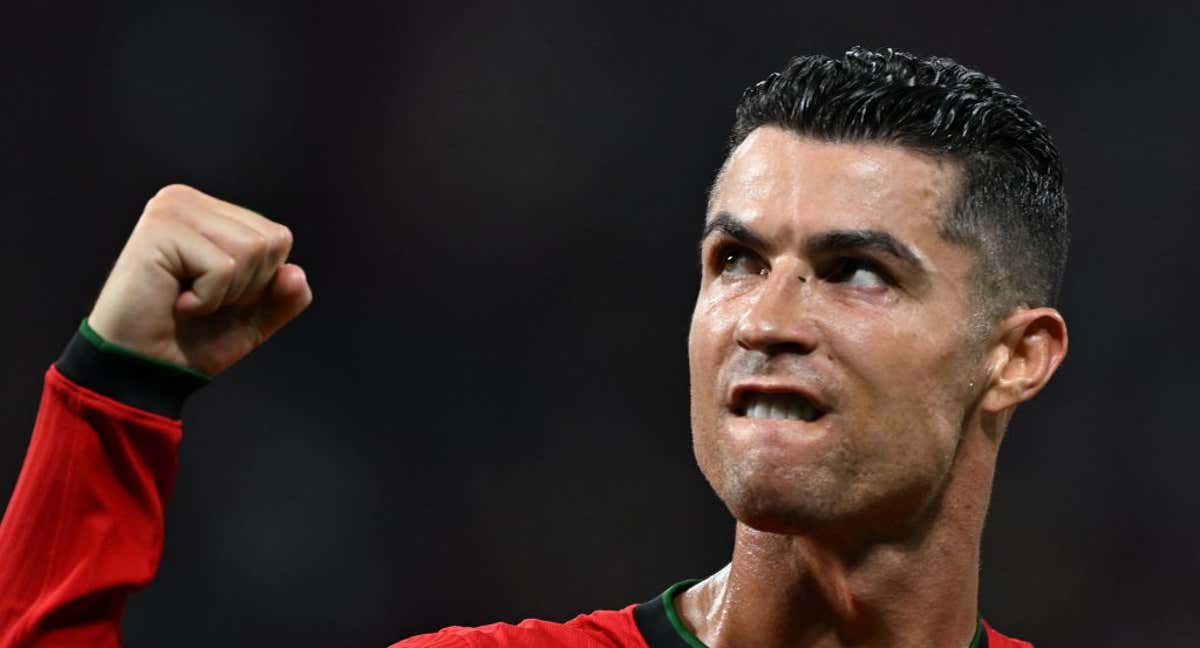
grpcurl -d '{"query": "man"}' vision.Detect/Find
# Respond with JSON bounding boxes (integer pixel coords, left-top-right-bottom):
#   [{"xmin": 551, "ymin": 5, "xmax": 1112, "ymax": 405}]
[{"xmin": 0, "ymin": 47, "xmax": 1067, "ymax": 647}]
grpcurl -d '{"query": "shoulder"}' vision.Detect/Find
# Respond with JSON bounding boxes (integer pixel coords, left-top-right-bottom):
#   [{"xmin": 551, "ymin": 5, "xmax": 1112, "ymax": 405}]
[
  {"xmin": 390, "ymin": 605, "xmax": 646, "ymax": 648},
  {"xmin": 984, "ymin": 620, "xmax": 1035, "ymax": 648}
]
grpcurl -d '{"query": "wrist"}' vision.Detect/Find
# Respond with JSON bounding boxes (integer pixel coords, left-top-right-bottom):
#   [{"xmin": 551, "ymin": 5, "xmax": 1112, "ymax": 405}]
[
  {"xmin": 79, "ymin": 318, "xmax": 211, "ymax": 382},
  {"xmin": 54, "ymin": 318, "xmax": 211, "ymax": 418}
]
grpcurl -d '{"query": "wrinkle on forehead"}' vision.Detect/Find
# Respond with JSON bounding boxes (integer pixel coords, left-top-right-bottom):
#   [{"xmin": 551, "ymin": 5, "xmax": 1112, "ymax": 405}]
[
  {"xmin": 707, "ymin": 127, "xmax": 974, "ymax": 294},
  {"xmin": 712, "ymin": 127, "xmax": 963, "ymax": 250}
]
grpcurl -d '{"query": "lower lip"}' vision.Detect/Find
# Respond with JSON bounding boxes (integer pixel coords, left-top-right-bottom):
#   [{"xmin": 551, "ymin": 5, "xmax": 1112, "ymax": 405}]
[{"xmin": 728, "ymin": 414, "xmax": 830, "ymax": 441}]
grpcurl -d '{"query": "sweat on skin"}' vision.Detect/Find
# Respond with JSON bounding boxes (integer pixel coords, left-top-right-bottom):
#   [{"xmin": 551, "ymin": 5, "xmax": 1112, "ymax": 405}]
[{"xmin": 680, "ymin": 126, "xmax": 1066, "ymax": 647}]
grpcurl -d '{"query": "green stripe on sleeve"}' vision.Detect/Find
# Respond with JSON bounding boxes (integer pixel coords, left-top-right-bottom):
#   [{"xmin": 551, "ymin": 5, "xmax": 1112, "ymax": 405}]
[{"xmin": 79, "ymin": 318, "xmax": 211, "ymax": 383}]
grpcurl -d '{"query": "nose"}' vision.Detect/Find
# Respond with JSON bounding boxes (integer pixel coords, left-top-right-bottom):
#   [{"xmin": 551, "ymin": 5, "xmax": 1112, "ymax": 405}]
[{"xmin": 734, "ymin": 270, "xmax": 819, "ymax": 355}]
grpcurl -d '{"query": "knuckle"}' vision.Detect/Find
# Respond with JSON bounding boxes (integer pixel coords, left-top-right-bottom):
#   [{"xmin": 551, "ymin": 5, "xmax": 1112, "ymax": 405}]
[
  {"xmin": 155, "ymin": 183, "xmax": 196, "ymax": 200},
  {"xmin": 139, "ymin": 206, "xmax": 173, "ymax": 224},
  {"xmin": 213, "ymin": 254, "xmax": 238, "ymax": 280},
  {"xmin": 242, "ymin": 230, "xmax": 270, "ymax": 260},
  {"xmin": 272, "ymin": 224, "xmax": 293, "ymax": 250},
  {"xmin": 143, "ymin": 183, "xmax": 195, "ymax": 215},
  {"xmin": 223, "ymin": 231, "xmax": 267, "ymax": 265}
]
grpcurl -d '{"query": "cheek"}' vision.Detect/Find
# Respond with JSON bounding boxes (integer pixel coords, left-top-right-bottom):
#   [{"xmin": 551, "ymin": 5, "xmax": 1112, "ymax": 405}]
[
  {"xmin": 831, "ymin": 311, "xmax": 976, "ymax": 449},
  {"xmin": 687, "ymin": 290, "xmax": 736, "ymax": 383},
  {"xmin": 838, "ymin": 300, "xmax": 970, "ymax": 387},
  {"xmin": 687, "ymin": 290, "xmax": 738, "ymax": 456},
  {"xmin": 687, "ymin": 299, "xmax": 713, "ymax": 425}
]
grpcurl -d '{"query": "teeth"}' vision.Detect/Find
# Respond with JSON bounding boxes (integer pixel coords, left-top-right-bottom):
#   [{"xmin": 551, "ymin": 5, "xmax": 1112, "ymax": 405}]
[{"xmin": 742, "ymin": 393, "xmax": 819, "ymax": 422}]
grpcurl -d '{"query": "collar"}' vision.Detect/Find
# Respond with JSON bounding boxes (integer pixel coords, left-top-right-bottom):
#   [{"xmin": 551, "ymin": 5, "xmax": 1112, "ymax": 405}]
[{"xmin": 633, "ymin": 580, "xmax": 986, "ymax": 648}]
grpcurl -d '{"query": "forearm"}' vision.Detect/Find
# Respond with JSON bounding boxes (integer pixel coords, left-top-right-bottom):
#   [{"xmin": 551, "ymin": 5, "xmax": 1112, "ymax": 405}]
[
  {"xmin": 0, "ymin": 326, "xmax": 204, "ymax": 647},
  {"xmin": 0, "ymin": 183, "xmax": 308, "ymax": 647}
]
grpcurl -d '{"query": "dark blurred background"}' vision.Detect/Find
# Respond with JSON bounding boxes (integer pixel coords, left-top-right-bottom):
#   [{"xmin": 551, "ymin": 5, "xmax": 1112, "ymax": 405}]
[{"xmin": 2, "ymin": 1, "xmax": 1197, "ymax": 646}]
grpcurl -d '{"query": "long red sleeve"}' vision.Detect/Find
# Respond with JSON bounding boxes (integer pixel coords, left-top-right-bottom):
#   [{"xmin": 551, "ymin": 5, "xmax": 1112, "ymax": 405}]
[
  {"xmin": 0, "ymin": 367, "xmax": 179, "ymax": 646},
  {"xmin": 0, "ymin": 328, "xmax": 206, "ymax": 648},
  {"xmin": 0, "ymin": 331, "xmax": 1036, "ymax": 648}
]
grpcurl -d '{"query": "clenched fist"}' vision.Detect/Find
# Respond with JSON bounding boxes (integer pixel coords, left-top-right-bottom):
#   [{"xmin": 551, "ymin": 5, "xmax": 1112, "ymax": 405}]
[{"xmin": 87, "ymin": 184, "xmax": 313, "ymax": 376}]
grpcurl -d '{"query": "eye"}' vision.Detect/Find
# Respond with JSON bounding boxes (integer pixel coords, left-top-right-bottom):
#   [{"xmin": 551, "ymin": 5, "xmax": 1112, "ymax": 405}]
[
  {"xmin": 716, "ymin": 245, "xmax": 767, "ymax": 277},
  {"xmin": 824, "ymin": 257, "xmax": 891, "ymax": 289}
]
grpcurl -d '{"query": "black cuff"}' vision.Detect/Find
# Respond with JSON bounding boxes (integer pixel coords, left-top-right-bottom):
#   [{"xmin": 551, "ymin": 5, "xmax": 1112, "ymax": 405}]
[{"xmin": 54, "ymin": 331, "xmax": 208, "ymax": 419}]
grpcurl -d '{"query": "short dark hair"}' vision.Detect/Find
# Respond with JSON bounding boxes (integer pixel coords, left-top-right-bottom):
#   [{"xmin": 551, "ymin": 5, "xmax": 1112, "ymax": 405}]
[{"xmin": 730, "ymin": 46, "xmax": 1068, "ymax": 318}]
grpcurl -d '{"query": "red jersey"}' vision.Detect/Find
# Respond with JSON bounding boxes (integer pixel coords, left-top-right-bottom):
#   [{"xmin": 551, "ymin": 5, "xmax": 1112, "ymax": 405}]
[
  {"xmin": 0, "ymin": 328, "xmax": 1034, "ymax": 648},
  {"xmin": 392, "ymin": 581, "xmax": 1031, "ymax": 648}
]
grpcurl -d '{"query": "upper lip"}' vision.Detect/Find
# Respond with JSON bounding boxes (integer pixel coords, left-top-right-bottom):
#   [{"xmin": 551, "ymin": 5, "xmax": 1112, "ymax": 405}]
[{"xmin": 728, "ymin": 380, "xmax": 831, "ymax": 416}]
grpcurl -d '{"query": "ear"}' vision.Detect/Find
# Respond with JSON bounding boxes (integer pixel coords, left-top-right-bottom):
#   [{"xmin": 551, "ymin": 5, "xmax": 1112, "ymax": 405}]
[{"xmin": 980, "ymin": 307, "xmax": 1069, "ymax": 413}]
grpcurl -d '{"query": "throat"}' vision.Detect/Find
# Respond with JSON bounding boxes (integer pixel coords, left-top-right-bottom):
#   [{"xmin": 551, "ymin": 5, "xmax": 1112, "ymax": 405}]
[{"xmin": 674, "ymin": 523, "xmax": 980, "ymax": 648}]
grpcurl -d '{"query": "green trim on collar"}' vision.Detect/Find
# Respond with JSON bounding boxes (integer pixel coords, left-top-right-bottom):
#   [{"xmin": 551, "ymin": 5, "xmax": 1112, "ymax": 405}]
[
  {"xmin": 968, "ymin": 617, "xmax": 984, "ymax": 648},
  {"xmin": 661, "ymin": 579, "xmax": 707, "ymax": 648},
  {"xmin": 659, "ymin": 578, "xmax": 985, "ymax": 648},
  {"xmin": 79, "ymin": 318, "xmax": 211, "ymax": 382}
]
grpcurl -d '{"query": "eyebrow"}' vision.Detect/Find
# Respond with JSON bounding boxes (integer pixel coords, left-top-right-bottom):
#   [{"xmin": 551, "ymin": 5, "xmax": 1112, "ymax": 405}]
[
  {"xmin": 806, "ymin": 229, "xmax": 926, "ymax": 272},
  {"xmin": 700, "ymin": 212, "xmax": 768, "ymax": 251},
  {"xmin": 700, "ymin": 211, "xmax": 926, "ymax": 272}
]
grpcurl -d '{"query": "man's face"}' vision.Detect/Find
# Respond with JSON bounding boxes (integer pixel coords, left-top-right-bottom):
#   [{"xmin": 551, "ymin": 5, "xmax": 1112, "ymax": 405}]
[{"xmin": 688, "ymin": 127, "xmax": 987, "ymax": 538}]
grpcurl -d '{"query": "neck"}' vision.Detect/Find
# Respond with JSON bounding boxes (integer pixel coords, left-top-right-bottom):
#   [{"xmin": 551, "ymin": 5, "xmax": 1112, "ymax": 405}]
[{"xmin": 677, "ymin": 426, "xmax": 997, "ymax": 648}]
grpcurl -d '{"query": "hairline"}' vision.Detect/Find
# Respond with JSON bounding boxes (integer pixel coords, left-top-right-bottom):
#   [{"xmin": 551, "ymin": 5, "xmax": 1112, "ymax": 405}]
[
  {"xmin": 707, "ymin": 126, "xmax": 1009, "ymax": 332},
  {"xmin": 710, "ymin": 127, "xmax": 1003, "ymax": 302}
]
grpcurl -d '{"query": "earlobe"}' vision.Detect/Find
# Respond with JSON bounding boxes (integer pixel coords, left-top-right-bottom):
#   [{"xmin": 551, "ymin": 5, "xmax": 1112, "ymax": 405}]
[{"xmin": 980, "ymin": 307, "xmax": 1069, "ymax": 413}]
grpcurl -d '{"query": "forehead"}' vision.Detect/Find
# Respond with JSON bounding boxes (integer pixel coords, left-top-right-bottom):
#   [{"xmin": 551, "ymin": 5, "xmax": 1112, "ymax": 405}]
[{"xmin": 711, "ymin": 127, "xmax": 962, "ymax": 239}]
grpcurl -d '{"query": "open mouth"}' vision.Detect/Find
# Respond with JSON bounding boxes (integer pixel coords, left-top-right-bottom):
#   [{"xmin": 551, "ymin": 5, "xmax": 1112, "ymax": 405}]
[{"xmin": 736, "ymin": 391, "xmax": 824, "ymax": 422}]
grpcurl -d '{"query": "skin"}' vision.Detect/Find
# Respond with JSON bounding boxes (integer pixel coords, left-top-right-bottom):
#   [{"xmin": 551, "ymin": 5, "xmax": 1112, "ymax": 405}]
[
  {"xmin": 84, "ymin": 131, "xmax": 1065, "ymax": 647},
  {"xmin": 88, "ymin": 184, "xmax": 312, "ymax": 376},
  {"xmin": 683, "ymin": 127, "xmax": 1067, "ymax": 647}
]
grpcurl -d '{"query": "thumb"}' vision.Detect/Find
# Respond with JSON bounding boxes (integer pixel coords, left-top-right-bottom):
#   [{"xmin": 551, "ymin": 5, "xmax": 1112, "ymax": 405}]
[{"xmin": 250, "ymin": 263, "xmax": 313, "ymax": 342}]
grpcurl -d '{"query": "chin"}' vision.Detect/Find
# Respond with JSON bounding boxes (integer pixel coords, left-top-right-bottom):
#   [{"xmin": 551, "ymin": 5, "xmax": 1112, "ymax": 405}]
[
  {"xmin": 730, "ymin": 504, "xmax": 831, "ymax": 536},
  {"xmin": 718, "ymin": 464, "xmax": 950, "ymax": 544},
  {"xmin": 707, "ymin": 461, "xmax": 854, "ymax": 536}
]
